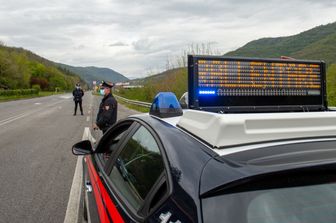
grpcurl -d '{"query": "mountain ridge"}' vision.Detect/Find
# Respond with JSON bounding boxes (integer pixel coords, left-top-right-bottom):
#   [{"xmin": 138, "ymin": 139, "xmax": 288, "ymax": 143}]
[
  {"xmin": 225, "ymin": 22, "xmax": 336, "ymax": 64},
  {"xmin": 56, "ymin": 63, "xmax": 129, "ymax": 86}
]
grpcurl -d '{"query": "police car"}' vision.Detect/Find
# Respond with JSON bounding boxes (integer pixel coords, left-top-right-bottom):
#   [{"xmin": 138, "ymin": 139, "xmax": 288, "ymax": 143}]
[{"xmin": 72, "ymin": 56, "xmax": 336, "ymax": 223}]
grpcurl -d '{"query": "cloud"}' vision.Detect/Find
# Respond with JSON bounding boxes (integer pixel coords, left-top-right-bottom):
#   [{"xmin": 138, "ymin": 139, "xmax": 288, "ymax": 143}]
[
  {"xmin": 109, "ymin": 41, "xmax": 128, "ymax": 47},
  {"xmin": 0, "ymin": 0, "xmax": 336, "ymax": 78}
]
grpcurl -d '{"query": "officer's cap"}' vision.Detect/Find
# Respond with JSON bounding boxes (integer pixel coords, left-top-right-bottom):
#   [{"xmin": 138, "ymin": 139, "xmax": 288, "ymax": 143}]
[{"xmin": 101, "ymin": 81, "xmax": 114, "ymax": 88}]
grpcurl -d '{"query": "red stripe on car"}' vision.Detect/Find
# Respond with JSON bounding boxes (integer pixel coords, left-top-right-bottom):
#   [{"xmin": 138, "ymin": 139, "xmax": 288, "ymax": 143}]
[
  {"xmin": 86, "ymin": 156, "xmax": 125, "ymax": 223},
  {"xmin": 87, "ymin": 156, "xmax": 110, "ymax": 223}
]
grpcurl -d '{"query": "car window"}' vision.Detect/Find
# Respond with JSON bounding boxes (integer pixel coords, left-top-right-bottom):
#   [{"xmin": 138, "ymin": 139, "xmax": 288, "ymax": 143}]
[
  {"xmin": 109, "ymin": 125, "xmax": 165, "ymax": 212},
  {"xmin": 97, "ymin": 122, "xmax": 133, "ymax": 166}
]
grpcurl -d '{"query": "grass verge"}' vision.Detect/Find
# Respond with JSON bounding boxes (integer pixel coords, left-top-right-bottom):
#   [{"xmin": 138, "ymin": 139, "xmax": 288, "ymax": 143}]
[
  {"xmin": 92, "ymin": 92, "xmax": 149, "ymax": 113},
  {"xmin": 117, "ymin": 99, "xmax": 150, "ymax": 113}
]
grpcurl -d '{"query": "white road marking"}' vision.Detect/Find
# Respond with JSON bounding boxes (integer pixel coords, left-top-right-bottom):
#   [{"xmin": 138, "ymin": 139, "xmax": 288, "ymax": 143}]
[
  {"xmin": 0, "ymin": 113, "xmax": 29, "ymax": 126},
  {"xmin": 64, "ymin": 127, "xmax": 96, "ymax": 223},
  {"xmin": 0, "ymin": 113, "xmax": 26, "ymax": 123},
  {"xmin": 34, "ymin": 102, "xmax": 42, "ymax": 105},
  {"xmin": 88, "ymin": 129, "xmax": 96, "ymax": 144},
  {"xmin": 0, "ymin": 99, "xmax": 66, "ymax": 127},
  {"xmin": 86, "ymin": 116, "xmax": 90, "ymax": 122},
  {"xmin": 60, "ymin": 95, "xmax": 73, "ymax": 99}
]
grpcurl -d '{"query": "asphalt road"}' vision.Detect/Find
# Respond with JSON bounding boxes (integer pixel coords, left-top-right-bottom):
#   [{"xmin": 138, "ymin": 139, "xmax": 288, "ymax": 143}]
[{"xmin": 0, "ymin": 92, "xmax": 138, "ymax": 223}]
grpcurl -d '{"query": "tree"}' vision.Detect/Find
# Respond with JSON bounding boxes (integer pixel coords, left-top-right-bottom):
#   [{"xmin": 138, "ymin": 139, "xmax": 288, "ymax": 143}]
[{"xmin": 30, "ymin": 77, "xmax": 49, "ymax": 90}]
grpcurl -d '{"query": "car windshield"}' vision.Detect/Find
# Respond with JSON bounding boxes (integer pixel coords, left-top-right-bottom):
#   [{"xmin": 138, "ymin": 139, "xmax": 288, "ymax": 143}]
[{"xmin": 202, "ymin": 173, "xmax": 336, "ymax": 223}]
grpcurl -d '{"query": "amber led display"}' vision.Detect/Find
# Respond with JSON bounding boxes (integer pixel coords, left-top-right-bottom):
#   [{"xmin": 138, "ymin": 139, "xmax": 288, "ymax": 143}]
[{"xmin": 197, "ymin": 59, "xmax": 321, "ymax": 96}]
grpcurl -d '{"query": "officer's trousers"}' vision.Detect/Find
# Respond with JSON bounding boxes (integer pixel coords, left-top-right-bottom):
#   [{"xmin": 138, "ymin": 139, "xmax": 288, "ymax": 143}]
[{"xmin": 74, "ymin": 101, "xmax": 83, "ymax": 115}]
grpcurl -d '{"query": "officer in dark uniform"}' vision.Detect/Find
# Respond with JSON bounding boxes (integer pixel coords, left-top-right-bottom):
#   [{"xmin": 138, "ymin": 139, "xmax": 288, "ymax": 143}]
[
  {"xmin": 72, "ymin": 83, "xmax": 84, "ymax": 115},
  {"xmin": 93, "ymin": 81, "xmax": 118, "ymax": 134}
]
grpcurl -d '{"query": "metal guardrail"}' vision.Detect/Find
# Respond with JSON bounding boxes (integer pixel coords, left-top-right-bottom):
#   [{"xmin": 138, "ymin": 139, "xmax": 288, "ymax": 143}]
[{"xmin": 114, "ymin": 95, "xmax": 152, "ymax": 108}]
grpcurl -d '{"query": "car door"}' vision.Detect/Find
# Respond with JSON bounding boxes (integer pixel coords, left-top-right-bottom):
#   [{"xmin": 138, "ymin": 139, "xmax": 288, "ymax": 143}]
[
  {"xmin": 83, "ymin": 120, "xmax": 136, "ymax": 223},
  {"xmin": 103, "ymin": 121, "xmax": 171, "ymax": 222}
]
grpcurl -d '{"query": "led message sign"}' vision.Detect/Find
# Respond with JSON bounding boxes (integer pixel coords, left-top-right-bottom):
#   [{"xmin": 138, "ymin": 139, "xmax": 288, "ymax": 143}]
[{"xmin": 188, "ymin": 55, "xmax": 327, "ymax": 112}]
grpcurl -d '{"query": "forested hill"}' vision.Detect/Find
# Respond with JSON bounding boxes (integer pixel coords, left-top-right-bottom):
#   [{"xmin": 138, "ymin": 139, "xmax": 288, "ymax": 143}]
[
  {"xmin": 57, "ymin": 63, "xmax": 129, "ymax": 86},
  {"xmin": 0, "ymin": 44, "xmax": 85, "ymax": 90},
  {"xmin": 225, "ymin": 22, "xmax": 336, "ymax": 64}
]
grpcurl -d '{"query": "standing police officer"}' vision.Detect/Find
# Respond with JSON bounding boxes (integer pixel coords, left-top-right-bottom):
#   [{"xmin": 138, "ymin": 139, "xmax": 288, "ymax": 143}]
[
  {"xmin": 93, "ymin": 81, "xmax": 118, "ymax": 134},
  {"xmin": 72, "ymin": 83, "xmax": 84, "ymax": 115}
]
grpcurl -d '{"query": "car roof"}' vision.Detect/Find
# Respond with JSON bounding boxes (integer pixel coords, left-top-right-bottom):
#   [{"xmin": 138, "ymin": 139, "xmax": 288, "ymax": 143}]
[
  {"xmin": 200, "ymin": 138, "xmax": 336, "ymax": 195},
  {"xmin": 177, "ymin": 109, "xmax": 336, "ymax": 148},
  {"xmin": 131, "ymin": 109, "xmax": 336, "ymax": 155}
]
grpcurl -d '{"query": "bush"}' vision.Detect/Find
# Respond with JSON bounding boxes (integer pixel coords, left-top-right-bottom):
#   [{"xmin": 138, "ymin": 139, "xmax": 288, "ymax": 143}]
[
  {"xmin": 0, "ymin": 89, "xmax": 39, "ymax": 96},
  {"xmin": 32, "ymin": 84, "xmax": 41, "ymax": 93},
  {"xmin": 117, "ymin": 68, "xmax": 187, "ymax": 102}
]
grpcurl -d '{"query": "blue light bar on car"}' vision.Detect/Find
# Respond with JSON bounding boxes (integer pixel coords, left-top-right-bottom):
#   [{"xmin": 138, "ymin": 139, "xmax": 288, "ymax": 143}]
[{"xmin": 150, "ymin": 92, "xmax": 183, "ymax": 118}]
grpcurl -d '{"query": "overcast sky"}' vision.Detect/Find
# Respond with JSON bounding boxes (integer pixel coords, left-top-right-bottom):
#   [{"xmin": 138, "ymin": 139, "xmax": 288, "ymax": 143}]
[{"xmin": 0, "ymin": 0, "xmax": 336, "ymax": 78}]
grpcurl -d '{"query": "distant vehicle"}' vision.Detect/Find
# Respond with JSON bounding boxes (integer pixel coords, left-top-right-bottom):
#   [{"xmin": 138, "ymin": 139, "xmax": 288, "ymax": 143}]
[{"xmin": 72, "ymin": 56, "xmax": 336, "ymax": 223}]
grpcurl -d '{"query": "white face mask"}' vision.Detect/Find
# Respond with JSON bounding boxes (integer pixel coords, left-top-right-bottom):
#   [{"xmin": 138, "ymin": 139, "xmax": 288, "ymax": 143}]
[
  {"xmin": 76, "ymin": 86, "xmax": 80, "ymax": 89},
  {"xmin": 99, "ymin": 89, "xmax": 105, "ymax": 95}
]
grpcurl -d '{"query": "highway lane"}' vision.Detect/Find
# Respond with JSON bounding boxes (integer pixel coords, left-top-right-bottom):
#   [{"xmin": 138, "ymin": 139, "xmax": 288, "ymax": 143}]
[{"xmin": 0, "ymin": 92, "xmax": 138, "ymax": 223}]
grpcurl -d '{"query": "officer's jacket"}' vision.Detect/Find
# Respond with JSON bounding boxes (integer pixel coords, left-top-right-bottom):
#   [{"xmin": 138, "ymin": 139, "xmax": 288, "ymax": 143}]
[
  {"xmin": 96, "ymin": 93, "xmax": 117, "ymax": 132},
  {"xmin": 72, "ymin": 89, "xmax": 84, "ymax": 101}
]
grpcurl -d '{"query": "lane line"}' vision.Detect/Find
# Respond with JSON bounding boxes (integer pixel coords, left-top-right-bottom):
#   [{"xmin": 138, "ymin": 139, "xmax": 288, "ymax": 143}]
[
  {"xmin": 60, "ymin": 95, "xmax": 73, "ymax": 99},
  {"xmin": 0, "ymin": 113, "xmax": 27, "ymax": 124},
  {"xmin": 86, "ymin": 116, "xmax": 90, "ymax": 122},
  {"xmin": 0, "ymin": 113, "xmax": 29, "ymax": 127},
  {"xmin": 0, "ymin": 99, "xmax": 65, "ymax": 127},
  {"xmin": 64, "ymin": 127, "xmax": 96, "ymax": 223}
]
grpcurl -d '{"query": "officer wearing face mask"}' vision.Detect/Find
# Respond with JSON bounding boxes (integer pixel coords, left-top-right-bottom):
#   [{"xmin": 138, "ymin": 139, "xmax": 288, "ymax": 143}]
[{"xmin": 93, "ymin": 81, "xmax": 118, "ymax": 134}]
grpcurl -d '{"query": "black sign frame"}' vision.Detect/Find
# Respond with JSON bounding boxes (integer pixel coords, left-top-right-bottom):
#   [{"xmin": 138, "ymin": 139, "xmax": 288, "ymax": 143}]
[{"xmin": 188, "ymin": 55, "xmax": 327, "ymax": 113}]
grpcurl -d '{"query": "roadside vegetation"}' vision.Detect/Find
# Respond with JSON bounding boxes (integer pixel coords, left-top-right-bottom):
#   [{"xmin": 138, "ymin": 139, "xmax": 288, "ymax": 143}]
[
  {"xmin": 0, "ymin": 90, "xmax": 64, "ymax": 102},
  {"xmin": 327, "ymin": 64, "xmax": 336, "ymax": 106},
  {"xmin": 0, "ymin": 42, "xmax": 86, "ymax": 102},
  {"xmin": 116, "ymin": 68, "xmax": 187, "ymax": 103},
  {"xmin": 116, "ymin": 99, "xmax": 150, "ymax": 113}
]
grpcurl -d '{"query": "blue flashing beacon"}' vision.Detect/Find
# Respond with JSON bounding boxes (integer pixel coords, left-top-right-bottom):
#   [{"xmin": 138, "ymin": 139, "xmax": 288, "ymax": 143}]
[{"xmin": 150, "ymin": 92, "xmax": 183, "ymax": 118}]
